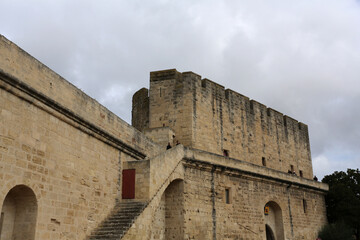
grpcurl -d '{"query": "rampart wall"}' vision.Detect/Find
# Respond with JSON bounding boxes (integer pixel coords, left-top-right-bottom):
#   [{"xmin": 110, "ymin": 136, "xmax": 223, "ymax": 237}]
[
  {"xmin": 181, "ymin": 158, "xmax": 326, "ymax": 240},
  {"xmin": 0, "ymin": 34, "xmax": 161, "ymax": 240},
  {"xmin": 0, "ymin": 35, "xmax": 161, "ymax": 159},
  {"xmin": 133, "ymin": 69, "xmax": 313, "ymax": 179}
]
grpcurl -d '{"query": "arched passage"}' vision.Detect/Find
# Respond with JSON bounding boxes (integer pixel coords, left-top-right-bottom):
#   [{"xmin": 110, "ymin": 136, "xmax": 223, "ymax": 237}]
[
  {"xmin": 264, "ymin": 201, "xmax": 284, "ymax": 240},
  {"xmin": 165, "ymin": 179, "xmax": 184, "ymax": 239},
  {"xmin": 151, "ymin": 179, "xmax": 184, "ymax": 240},
  {"xmin": 0, "ymin": 185, "xmax": 38, "ymax": 240}
]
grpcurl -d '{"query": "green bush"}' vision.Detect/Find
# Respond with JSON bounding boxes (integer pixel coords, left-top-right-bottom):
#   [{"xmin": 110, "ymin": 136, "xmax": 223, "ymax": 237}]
[{"xmin": 318, "ymin": 222, "xmax": 353, "ymax": 240}]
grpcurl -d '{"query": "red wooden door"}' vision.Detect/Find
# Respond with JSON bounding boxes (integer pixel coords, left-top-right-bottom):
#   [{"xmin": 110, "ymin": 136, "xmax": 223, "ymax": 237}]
[{"xmin": 122, "ymin": 169, "xmax": 136, "ymax": 199}]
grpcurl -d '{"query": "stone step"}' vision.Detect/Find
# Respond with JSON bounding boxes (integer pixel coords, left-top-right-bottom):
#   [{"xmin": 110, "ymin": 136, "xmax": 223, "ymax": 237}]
[
  {"xmin": 115, "ymin": 204, "xmax": 144, "ymax": 208},
  {"xmin": 111, "ymin": 207, "xmax": 144, "ymax": 213},
  {"xmin": 115, "ymin": 202, "xmax": 146, "ymax": 207},
  {"xmin": 89, "ymin": 233, "xmax": 122, "ymax": 240},
  {"xmin": 106, "ymin": 212, "xmax": 139, "ymax": 219},
  {"xmin": 88, "ymin": 201, "xmax": 147, "ymax": 240},
  {"xmin": 91, "ymin": 230, "xmax": 126, "ymax": 236},
  {"xmin": 101, "ymin": 217, "xmax": 133, "ymax": 223},
  {"xmin": 102, "ymin": 212, "xmax": 141, "ymax": 221},
  {"xmin": 89, "ymin": 229, "xmax": 126, "ymax": 238},
  {"xmin": 101, "ymin": 219, "xmax": 132, "ymax": 228},
  {"xmin": 110, "ymin": 208, "xmax": 143, "ymax": 215},
  {"xmin": 96, "ymin": 223, "xmax": 131, "ymax": 230}
]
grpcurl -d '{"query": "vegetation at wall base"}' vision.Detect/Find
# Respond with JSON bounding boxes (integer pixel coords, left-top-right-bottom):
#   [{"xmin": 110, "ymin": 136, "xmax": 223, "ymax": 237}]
[
  {"xmin": 318, "ymin": 221, "xmax": 353, "ymax": 240},
  {"xmin": 322, "ymin": 168, "xmax": 360, "ymax": 240}
]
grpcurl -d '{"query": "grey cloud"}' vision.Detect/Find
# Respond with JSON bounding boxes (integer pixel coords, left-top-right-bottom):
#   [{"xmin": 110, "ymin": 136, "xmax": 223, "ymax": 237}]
[{"xmin": 1, "ymin": 0, "xmax": 360, "ymax": 178}]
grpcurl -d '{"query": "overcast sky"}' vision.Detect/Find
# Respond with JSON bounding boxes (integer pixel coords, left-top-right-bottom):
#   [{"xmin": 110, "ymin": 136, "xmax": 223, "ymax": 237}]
[{"xmin": 1, "ymin": 0, "xmax": 359, "ymax": 179}]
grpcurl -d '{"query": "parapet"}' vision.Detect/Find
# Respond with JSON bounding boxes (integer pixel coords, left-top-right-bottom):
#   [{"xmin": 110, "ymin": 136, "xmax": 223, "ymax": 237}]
[
  {"xmin": 150, "ymin": 69, "xmax": 202, "ymax": 86},
  {"xmin": 144, "ymin": 127, "xmax": 175, "ymax": 149}
]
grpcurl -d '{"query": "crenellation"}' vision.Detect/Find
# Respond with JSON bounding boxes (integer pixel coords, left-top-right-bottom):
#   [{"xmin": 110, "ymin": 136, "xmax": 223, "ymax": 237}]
[
  {"xmin": 249, "ymin": 100, "xmax": 267, "ymax": 118},
  {"xmin": 208, "ymin": 79, "xmax": 225, "ymax": 100},
  {"xmin": 182, "ymin": 71, "xmax": 202, "ymax": 82},
  {"xmin": 150, "ymin": 69, "xmax": 182, "ymax": 82},
  {"xmin": 201, "ymin": 78, "xmax": 224, "ymax": 90}
]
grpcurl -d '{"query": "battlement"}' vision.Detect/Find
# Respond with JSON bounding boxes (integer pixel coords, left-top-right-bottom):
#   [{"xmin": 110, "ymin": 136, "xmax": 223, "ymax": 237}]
[
  {"xmin": 200, "ymin": 75, "xmax": 308, "ymax": 131},
  {"xmin": 133, "ymin": 69, "xmax": 313, "ymax": 179},
  {"xmin": 150, "ymin": 69, "xmax": 183, "ymax": 82}
]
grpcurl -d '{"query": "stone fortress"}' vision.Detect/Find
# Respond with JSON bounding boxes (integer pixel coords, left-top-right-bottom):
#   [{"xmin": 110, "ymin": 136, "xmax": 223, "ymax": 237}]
[{"xmin": 0, "ymin": 34, "xmax": 327, "ymax": 240}]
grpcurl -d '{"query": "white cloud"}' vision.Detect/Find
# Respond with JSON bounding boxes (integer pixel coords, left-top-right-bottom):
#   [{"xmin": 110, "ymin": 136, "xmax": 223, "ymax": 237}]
[
  {"xmin": 313, "ymin": 150, "xmax": 360, "ymax": 180},
  {"xmin": 313, "ymin": 155, "xmax": 332, "ymax": 179}
]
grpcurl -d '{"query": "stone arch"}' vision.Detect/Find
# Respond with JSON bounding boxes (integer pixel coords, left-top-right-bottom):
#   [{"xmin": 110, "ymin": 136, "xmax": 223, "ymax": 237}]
[
  {"xmin": 150, "ymin": 178, "xmax": 184, "ymax": 240},
  {"xmin": 0, "ymin": 185, "xmax": 38, "ymax": 240},
  {"xmin": 264, "ymin": 201, "xmax": 284, "ymax": 240},
  {"xmin": 0, "ymin": 180, "xmax": 42, "ymax": 206},
  {"xmin": 261, "ymin": 194, "xmax": 285, "ymax": 210},
  {"xmin": 164, "ymin": 179, "xmax": 184, "ymax": 239}
]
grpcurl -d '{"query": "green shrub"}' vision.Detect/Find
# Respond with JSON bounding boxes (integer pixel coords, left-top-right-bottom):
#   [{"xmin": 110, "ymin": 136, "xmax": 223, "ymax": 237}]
[{"xmin": 318, "ymin": 222, "xmax": 353, "ymax": 240}]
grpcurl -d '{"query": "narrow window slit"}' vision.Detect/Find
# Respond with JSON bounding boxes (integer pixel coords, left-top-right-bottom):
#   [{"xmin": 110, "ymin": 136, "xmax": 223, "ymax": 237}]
[
  {"xmin": 303, "ymin": 199, "xmax": 307, "ymax": 213},
  {"xmin": 225, "ymin": 188, "xmax": 231, "ymax": 204}
]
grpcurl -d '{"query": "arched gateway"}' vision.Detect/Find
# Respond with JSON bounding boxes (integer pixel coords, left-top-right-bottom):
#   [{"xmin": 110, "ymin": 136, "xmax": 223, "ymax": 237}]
[
  {"xmin": 0, "ymin": 185, "xmax": 38, "ymax": 240},
  {"xmin": 264, "ymin": 201, "xmax": 284, "ymax": 240}
]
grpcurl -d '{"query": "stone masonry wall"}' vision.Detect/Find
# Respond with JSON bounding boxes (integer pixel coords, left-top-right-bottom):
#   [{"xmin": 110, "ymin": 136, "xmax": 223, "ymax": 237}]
[
  {"xmin": 147, "ymin": 179, "xmax": 185, "ymax": 240},
  {"xmin": 144, "ymin": 127, "xmax": 175, "ymax": 149},
  {"xmin": 134, "ymin": 69, "xmax": 313, "ymax": 179},
  {"xmin": 122, "ymin": 148, "xmax": 327, "ymax": 240},
  {"xmin": 0, "ymin": 35, "xmax": 161, "ymax": 159},
  {"xmin": 147, "ymin": 70, "xmax": 201, "ymax": 147},
  {"xmin": 0, "ymin": 83, "xmax": 120, "ymax": 239},
  {"xmin": 0, "ymin": 34, "xmax": 162, "ymax": 240},
  {"xmin": 182, "ymin": 162, "xmax": 327, "ymax": 240}
]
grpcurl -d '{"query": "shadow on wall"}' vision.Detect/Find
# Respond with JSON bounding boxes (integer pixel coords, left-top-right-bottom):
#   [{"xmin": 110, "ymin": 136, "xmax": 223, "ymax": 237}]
[
  {"xmin": 0, "ymin": 185, "xmax": 38, "ymax": 240},
  {"xmin": 151, "ymin": 179, "xmax": 184, "ymax": 240},
  {"xmin": 165, "ymin": 179, "xmax": 184, "ymax": 239}
]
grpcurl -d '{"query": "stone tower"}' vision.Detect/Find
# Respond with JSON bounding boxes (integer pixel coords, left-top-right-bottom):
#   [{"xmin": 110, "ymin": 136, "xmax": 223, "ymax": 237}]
[{"xmin": 133, "ymin": 69, "xmax": 313, "ymax": 179}]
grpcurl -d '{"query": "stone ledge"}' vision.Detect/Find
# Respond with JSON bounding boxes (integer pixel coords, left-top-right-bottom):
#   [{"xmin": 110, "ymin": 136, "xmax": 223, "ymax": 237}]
[{"xmin": 184, "ymin": 147, "xmax": 328, "ymax": 192}]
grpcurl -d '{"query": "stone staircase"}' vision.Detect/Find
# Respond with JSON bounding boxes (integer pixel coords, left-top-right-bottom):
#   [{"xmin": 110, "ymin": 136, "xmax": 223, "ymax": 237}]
[{"xmin": 88, "ymin": 201, "xmax": 147, "ymax": 240}]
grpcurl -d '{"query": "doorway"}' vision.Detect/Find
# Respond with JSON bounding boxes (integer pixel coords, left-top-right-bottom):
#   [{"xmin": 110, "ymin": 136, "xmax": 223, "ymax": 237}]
[
  {"xmin": 0, "ymin": 185, "xmax": 38, "ymax": 240},
  {"xmin": 264, "ymin": 201, "xmax": 284, "ymax": 240}
]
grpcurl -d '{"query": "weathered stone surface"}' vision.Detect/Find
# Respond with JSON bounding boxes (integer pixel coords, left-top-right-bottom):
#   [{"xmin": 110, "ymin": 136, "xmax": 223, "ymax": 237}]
[
  {"xmin": 0, "ymin": 34, "xmax": 327, "ymax": 240},
  {"xmin": 0, "ymin": 34, "xmax": 161, "ymax": 240}
]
